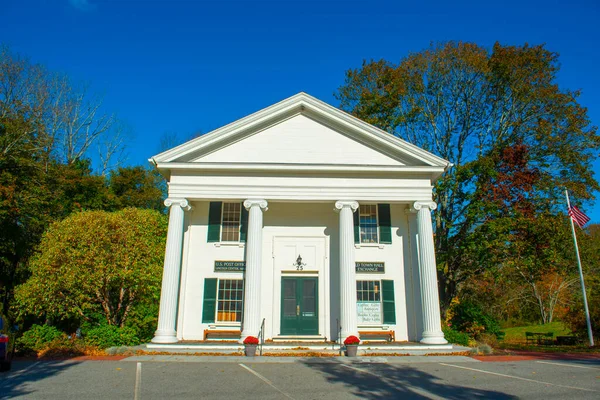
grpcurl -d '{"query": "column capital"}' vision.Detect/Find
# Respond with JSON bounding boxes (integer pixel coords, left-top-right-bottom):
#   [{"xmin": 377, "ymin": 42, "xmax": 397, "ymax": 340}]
[
  {"xmin": 164, "ymin": 198, "xmax": 192, "ymax": 211},
  {"xmin": 334, "ymin": 200, "xmax": 359, "ymax": 212},
  {"xmin": 244, "ymin": 199, "xmax": 268, "ymax": 211},
  {"xmin": 411, "ymin": 201, "xmax": 437, "ymax": 212}
]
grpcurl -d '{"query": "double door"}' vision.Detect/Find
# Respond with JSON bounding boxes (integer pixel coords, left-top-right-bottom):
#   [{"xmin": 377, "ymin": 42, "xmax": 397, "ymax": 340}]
[{"xmin": 280, "ymin": 277, "xmax": 318, "ymax": 335}]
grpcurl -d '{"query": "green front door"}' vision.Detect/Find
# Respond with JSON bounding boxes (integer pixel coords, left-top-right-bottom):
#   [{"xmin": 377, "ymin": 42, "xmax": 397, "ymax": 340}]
[{"xmin": 281, "ymin": 277, "xmax": 318, "ymax": 335}]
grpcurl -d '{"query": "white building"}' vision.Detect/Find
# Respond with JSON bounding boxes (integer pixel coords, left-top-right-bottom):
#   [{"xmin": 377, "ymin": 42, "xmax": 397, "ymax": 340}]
[{"xmin": 150, "ymin": 93, "xmax": 450, "ymax": 346}]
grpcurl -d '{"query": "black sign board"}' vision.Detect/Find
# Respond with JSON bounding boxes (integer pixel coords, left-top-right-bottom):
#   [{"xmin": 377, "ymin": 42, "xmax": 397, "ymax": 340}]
[
  {"xmin": 214, "ymin": 261, "xmax": 246, "ymax": 272},
  {"xmin": 356, "ymin": 262, "xmax": 385, "ymax": 273}
]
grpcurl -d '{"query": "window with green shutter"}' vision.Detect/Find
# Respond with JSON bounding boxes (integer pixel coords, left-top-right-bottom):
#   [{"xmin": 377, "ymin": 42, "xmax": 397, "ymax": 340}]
[
  {"xmin": 240, "ymin": 205, "xmax": 249, "ymax": 242},
  {"xmin": 202, "ymin": 278, "xmax": 244, "ymax": 324},
  {"xmin": 208, "ymin": 202, "xmax": 247, "ymax": 243},
  {"xmin": 382, "ymin": 279, "xmax": 396, "ymax": 324},
  {"xmin": 202, "ymin": 278, "xmax": 218, "ymax": 323},
  {"xmin": 207, "ymin": 202, "xmax": 222, "ymax": 242},
  {"xmin": 378, "ymin": 204, "xmax": 392, "ymax": 244},
  {"xmin": 356, "ymin": 203, "xmax": 392, "ymax": 244},
  {"xmin": 353, "ymin": 209, "xmax": 360, "ymax": 244}
]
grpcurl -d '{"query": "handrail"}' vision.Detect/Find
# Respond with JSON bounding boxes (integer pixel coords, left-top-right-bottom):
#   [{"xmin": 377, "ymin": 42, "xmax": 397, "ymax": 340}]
[
  {"xmin": 258, "ymin": 318, "xmax": 266, "ymax": 356},
  {"xmin": 337, "ymin": 318, "xmax": 342, "ymax": 356}
]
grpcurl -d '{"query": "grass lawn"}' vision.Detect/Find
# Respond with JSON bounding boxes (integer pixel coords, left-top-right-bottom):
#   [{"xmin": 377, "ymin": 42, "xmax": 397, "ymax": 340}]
[{"xmin": 501, "ymin": 321, "xmax": 571, "ymax": 342}]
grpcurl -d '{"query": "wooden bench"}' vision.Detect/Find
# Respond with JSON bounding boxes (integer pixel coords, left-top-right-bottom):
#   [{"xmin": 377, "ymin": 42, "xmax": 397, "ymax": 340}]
[
  {"xmin": 538, "ymin": 332, "xmax": 554, "ymax": 345},
  {"xmin": 203, "ymin": 329, "xmax": 241, "ymax": 341},
  {"xmin": 359, "ymin": 330, "xmax": 395, "ymax": 342},
  {"xmin": 525, "ymin": 332, "xmax": 536, "ymax": 344},
  {"xmin": 525, "ymin": 331, "xmax": 553, "ymax": 345},
  {"xmin": 556, "ymin": 336, "xmax": 578, "ymax": 345}
]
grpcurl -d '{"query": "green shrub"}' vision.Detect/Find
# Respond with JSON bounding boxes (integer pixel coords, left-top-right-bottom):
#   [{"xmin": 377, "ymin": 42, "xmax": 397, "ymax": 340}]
[
  {"xmin": 17, "ymin": 324, "xmax": 66, "ymax": 352},
  {"xmin": 563, "ymin": 275, "xmax": 600, "ymax": 339},
  {"xmin": 124, "ymin": 302, "xmax": 159, "ymax": 343},
  {"xmin": 449, "ymin": 300, "xmax": 501, "ymax": 338},
  {"xmin": 442, "ymin": 327, "xmax": 471, "ymax": 346},
  {"xmin": 84, "ymin": 325, "xmax": 140, "ymax": 349}
]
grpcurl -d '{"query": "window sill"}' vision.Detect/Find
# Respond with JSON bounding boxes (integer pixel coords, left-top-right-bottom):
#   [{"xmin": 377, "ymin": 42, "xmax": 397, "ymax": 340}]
[
  {"xmin": 355, "ymin": 244, "xmax": 385, "ymax": 249},
  {"xmin": 208, "ymin": 323, "xmax": 242, "ymax": 328},
  {"xmin": 214, "ymin": 242, "xmax": 245, "ymax": 248},
  {"xmin": 358, "ymin": 325, "xmax": 390, "ymax": 329}
]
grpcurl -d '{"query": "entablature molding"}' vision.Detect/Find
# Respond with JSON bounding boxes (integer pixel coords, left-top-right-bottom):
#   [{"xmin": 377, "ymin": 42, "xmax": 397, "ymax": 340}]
[{"xmin": 167, "ymin": 184, "xmax": 433, "ymax": 203}]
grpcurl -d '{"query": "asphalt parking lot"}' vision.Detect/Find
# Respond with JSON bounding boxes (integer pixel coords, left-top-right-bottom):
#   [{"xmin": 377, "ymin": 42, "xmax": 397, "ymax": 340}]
[{"xmin": 1, "ymin": 356, "xmax": 599, "ymax": 399}]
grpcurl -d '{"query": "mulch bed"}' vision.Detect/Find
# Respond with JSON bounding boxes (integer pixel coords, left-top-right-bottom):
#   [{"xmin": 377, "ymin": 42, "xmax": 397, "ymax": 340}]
[
  {"xmin": 67, "ymin": 355, "xmax": 129, "ymax": 361},
  {"xmin": 12, "ymin": 355, "xmax": 130, "ymax": 362},
  {"xmin": 473, "ymin": 350, "xmax": 600, "ymax": 362}
]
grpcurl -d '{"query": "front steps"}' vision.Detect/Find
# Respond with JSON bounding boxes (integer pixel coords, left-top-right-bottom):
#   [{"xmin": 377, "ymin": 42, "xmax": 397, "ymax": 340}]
[{"xmin": 144, "ymin": 341, "xmax": 467, "ymax": 356}]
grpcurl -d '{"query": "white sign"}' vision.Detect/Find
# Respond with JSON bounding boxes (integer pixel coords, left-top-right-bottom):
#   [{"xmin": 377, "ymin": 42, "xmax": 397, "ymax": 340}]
[{"xmin": 357, "ymin": 302, "xmax": 382, "ymax": 324}]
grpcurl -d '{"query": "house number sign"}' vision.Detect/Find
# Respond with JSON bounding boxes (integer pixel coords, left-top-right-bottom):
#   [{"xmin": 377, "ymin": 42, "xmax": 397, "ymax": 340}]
[
  {"xmin": 356, "ymin": 262, "xmax": 385, "ymax": 273},
  {"xmin": 214, "ymin": 261, "xmax": 246, "ymax": 272}
]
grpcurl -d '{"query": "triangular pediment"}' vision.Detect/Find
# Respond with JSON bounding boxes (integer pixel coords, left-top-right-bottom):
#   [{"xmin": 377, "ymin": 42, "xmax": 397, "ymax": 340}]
[
  {"xmin": 192, "ymin": 114, "xmax": 413, "ymax": 166},
  {"xmin": 152, "ymin": 93, "xmax": 450, "ymax": 172}
]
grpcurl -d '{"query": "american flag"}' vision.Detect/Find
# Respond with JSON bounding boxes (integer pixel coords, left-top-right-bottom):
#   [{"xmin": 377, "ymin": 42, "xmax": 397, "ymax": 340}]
[{"xmin": 568, "ymin": 205, "xmax": 590, "ymax": 229}]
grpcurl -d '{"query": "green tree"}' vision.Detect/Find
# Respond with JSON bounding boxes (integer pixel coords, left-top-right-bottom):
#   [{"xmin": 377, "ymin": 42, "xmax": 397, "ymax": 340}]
[
  {"xmin": 0, "ymin": 46, "xmax": 129, "ymax": 325},
  {"xmin": 0, "ymin": 49, "xmax": 56, "ymax": 320},
  {"xmin": 108, "ymin": 166, "xmax": 165, "ymax": 212},
  {"xmin": 15, "ymin": 208, "xmax": 167, "ymax": 327},
  {"xmin": 336, "ymin": 41, "xmax": 600, "ymax": 311},
  {"xmin": 563, "ymin": 224, "xmax": 600, "ymax": 337}
]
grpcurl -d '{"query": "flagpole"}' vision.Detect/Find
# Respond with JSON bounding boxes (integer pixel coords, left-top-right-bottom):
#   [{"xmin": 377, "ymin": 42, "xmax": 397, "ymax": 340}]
[{"xmin": 565, "ymin": 189, "xmax": 594, "ymax": 347}]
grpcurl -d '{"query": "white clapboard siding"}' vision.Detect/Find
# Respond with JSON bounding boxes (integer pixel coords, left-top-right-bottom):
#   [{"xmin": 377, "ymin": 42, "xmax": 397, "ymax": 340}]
[{"xmin": 193, "ymin": 114, "xmax": 406, "ymax": 166}]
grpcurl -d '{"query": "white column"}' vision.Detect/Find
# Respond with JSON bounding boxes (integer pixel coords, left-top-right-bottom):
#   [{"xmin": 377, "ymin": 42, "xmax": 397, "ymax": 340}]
[
  {"xmin": 413, "ymin": 201, "xmax": 447, "ymax": 345},
  {"xmin": 152, "ymin": 198, "xmax": 191, "ymax": 344},
  {"xmin": 335, "ymin": 200, "xmax": 359, "ymax": 340},
  {"xmin": 240, "ymin": 199, "xmax": 268, "ymax": 342}
]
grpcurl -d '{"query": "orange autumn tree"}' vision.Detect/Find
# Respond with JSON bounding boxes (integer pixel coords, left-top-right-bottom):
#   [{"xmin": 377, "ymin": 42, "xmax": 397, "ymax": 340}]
[{"xmin": 467, "ymin": 143, "xmax": 578, "ymax": 323}]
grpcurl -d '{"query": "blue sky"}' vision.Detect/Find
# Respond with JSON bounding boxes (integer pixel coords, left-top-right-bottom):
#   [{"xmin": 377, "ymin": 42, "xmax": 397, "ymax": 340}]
[{"xmin": 3, "ymin": 0, "xmax": 600, "ymax": 222}]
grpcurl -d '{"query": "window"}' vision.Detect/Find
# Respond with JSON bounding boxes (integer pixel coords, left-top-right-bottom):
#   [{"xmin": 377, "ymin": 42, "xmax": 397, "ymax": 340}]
[
  {"xmin": 217, "ymin": 279, "xmax": 244, "ymax": 322},
  {"xmin": 354, "ymin": 204, "xmax": 392, "ymax": 245},
  {"xmin": 356, "ymin": 279, "xmax": 396, "ymax": 325},
  {"xmin": 359, "ymin": 204, "xmax": 378, "ymax": 244},
  {"xmin": 357, "ymin": 280, "xmax": 381, "ymax": 302},
  {"xmin": 221, "ymin": 202, "xmax": 241, "ymax": 242},
  {"xmin": 356, "ymin": 280, "xmax": 382, "ymax": 325}
]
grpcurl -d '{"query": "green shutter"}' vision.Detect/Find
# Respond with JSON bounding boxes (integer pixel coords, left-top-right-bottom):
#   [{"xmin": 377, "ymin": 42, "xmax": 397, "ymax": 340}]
[
  {"xmin": 378, "ymin": 203, "xmax": 392, "ymax": 244},
  {"xmin": 207, "ymin": 202, "xmax": 222, "ymax": 242},
  {"xmin": 202, "ymin": 278, "xmax": 218, "ymax": 323},
  {"xmin": 382, "ymin": 279, "xmax": 396, "ymax": 324},
  {"xmin": 240, "ymin": 203, "xmax": 249, "ymax": 242},
  {"xmin": 353, "ymin": 208, "xmax": 360, "ymax": 244}
]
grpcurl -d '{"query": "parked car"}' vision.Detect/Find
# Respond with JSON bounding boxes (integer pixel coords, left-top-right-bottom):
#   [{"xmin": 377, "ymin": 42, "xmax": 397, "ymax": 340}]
[{"xmin": 0, "ymin": 317, "xmax": 11, "ymax": 372}]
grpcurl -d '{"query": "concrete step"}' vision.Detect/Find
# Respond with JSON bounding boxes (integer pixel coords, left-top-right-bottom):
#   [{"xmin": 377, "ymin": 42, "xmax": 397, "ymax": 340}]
[{"xmin": 143, "ymin": 342, "xmax": 469, "ymax": 356}]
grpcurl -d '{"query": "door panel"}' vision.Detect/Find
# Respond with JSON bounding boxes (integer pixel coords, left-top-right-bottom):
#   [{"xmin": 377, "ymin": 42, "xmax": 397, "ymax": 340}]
[
  {"xmin": 281, "ymin": 278, "xmax": 318, "ymax": 335},
  {"xmin": 281, "ymin": 279, "xmax": 298, "ymax": 334}
]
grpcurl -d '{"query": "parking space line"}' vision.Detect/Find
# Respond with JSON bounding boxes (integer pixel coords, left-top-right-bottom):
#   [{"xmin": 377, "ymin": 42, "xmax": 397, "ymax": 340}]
[
  {"xmin": 536, "ymin": 360, "xmax": 600, "ymax": 370},
  {"xmin": 439, "ymin": 363, "xmax": 599, "ymax": 393},
  {"xmin": 239, "ymin": 363, "xmax": 296, "ymax": 400},
  {"xmin": 341, "ymin": 364, "xmax": 446, "ymax": 400},
  {"xmin": 134, "ymin": 362, "xmax": 142, "ymax": 400}
]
